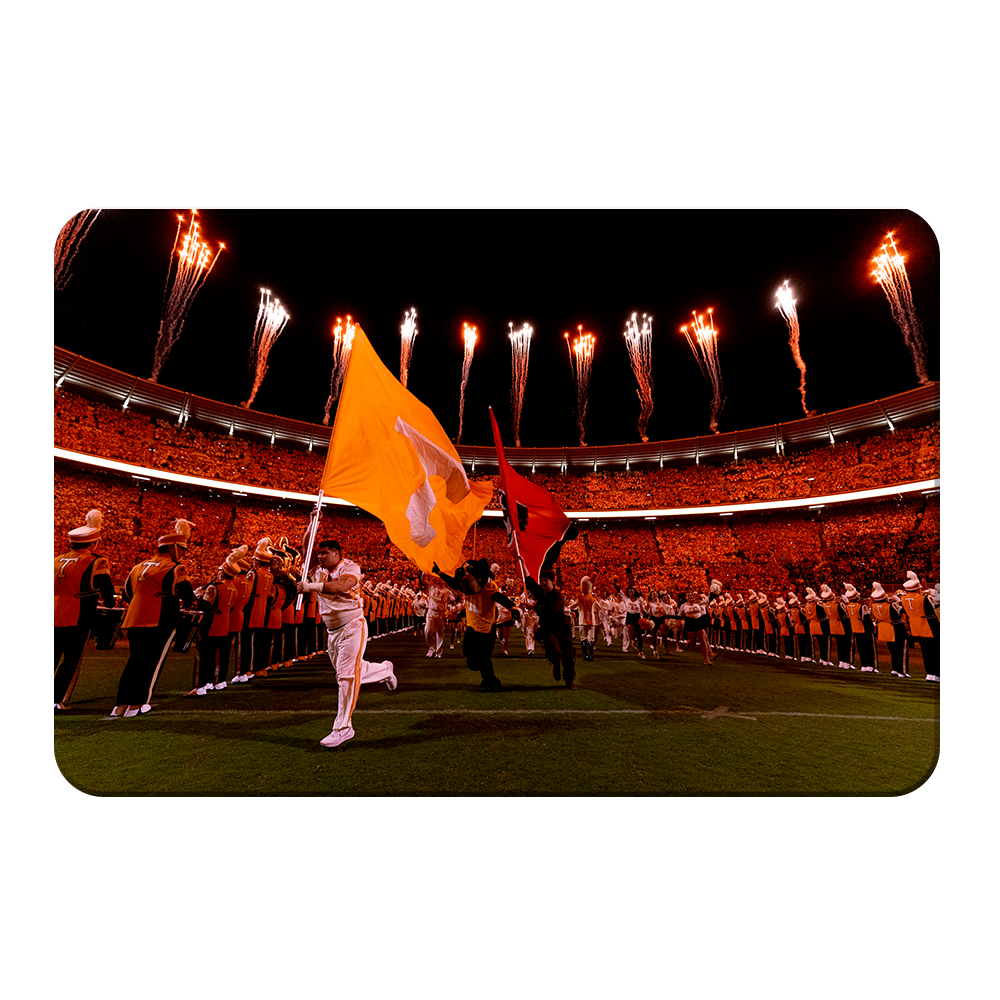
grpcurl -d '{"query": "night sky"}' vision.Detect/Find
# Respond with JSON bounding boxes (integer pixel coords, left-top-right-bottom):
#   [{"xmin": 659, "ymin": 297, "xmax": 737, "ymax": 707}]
[{"xmin": 54, "ymin": 208, "xmax": 939, "ymax": 449}]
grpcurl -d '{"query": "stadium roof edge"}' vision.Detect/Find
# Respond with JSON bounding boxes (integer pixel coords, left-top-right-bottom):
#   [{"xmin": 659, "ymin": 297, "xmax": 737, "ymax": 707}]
[{"xmin": 55, "ymin": 347, "xmax": 939, "ymax": 467}]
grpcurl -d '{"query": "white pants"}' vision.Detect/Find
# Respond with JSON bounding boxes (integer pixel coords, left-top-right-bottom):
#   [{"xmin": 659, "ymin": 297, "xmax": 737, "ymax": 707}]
[
  {"xmin": 424, "ymin": 612, "xmax": 445, "ymax": 657},
  {"xmin": 325, "ymin": 616, "xmax": 393, "ymax": 734}
]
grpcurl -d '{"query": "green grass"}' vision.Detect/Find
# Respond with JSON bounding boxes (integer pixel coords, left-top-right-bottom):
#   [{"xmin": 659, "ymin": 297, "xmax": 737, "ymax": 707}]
[{"xmin": 54, "ymin": 631, "xmax": 939, "ymax": 796}]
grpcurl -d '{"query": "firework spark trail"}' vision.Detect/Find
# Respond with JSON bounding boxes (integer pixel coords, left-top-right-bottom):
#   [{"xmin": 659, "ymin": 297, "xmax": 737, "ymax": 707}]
[
  {"xmin": 242, "ymin": 288, "xmax": 290, "ymax": 408},
  {"xmin": 680, "ymin": 308, "xmax": 724, "ymax": 433},
  {"xmin": 564, "ymin": 325, "xmax": 595, "ymax": 446},
  {"xmin": 54, "ymin": 209, "xmax": 101, "ymax": 289},
  {"xmin": 457, "ymin": 322, "xmax": 477, "ymax": 444},
  {"xmin": 322, "ymin": 315, "xmax": 357, "ymax": 425},
  {"xmin": 508, "ymin": 322, "xmax": 533, "ymax": 447},
  {"xmin": 150, "ymin": 210, "xmax": 225, "ymax": 382},
  {"xmin": 399, "ymin": 308, "xmax": 418, "ymax": 388},
  {"xmin": 872, "ymin": 232, "xmax": 930, "ymax": 386},
  {"xmin": 775, "ymin": 281, "xmax": 811, "ymax": 416},
  {"xmin": 624, "ymin": 312, "xmax": 654, "ymax": 442}
]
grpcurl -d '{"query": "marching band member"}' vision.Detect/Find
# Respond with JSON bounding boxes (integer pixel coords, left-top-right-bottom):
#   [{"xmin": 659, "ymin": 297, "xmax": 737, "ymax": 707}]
[
  {"xmin": 871, "ymin": 582, "xmax": 909, "ymax": 677},
  {"xmin": 54, "ymin": 509, "xmax": 115, "ymax": 710},
  {"xmin": 517, "ymin": 589, "xmax": 539, "ymax": 658},
  {"xmin": 190, "ymin": 547, "xmax": 241, "ymax": 695},
  {"xmin": 899, "ymin": 570, "xmax": 940, "ymax": 681},
  {"xmin": 843, "ymin": 582, "xmax": 877, "ymax": 672},
  {"xmin": 787, "ymin": 592, "xmax": 809, "ymax": 660},
  {"xmin": 569, "ymin": 575, "xmax": 599, "ymax": 662},
  {"xmin": 112, "ymin": 519, "xmax": 196, "ymax": 718},
  {"xmin": 226, "ymin": 545, "xmax": 254, "ymax": 681},
  {"xmin": 821, "ymin": 582, "xmax": 853, "ymax": 669}
]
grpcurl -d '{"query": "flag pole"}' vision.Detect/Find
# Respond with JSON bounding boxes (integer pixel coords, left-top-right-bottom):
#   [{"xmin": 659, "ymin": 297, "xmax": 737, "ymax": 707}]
[{"xmin": 295, "ymin": 489, "xmax": 324, "ymax": 611}]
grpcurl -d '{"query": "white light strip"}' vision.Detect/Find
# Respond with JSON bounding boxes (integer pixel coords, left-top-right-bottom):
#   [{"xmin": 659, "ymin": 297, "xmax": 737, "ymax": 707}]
[
  {"xmin": 54, "ymin": 448, "xmax": 939, "ymax": 520},
  {"xmin": 55, "ymin": 448, "xmax": 354, "ymax": 506}
]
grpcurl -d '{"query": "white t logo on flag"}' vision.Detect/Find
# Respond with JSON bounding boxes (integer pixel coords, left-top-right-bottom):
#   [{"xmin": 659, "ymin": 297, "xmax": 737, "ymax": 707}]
[{"xmin": 394, "ymin": 416, "xmax": 470, "ymax": 547}]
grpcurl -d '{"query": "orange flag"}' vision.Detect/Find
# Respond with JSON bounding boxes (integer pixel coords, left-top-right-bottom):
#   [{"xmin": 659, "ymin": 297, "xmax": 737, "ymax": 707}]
[{"xmin": 320, "ymin": 325, "xmax": 493, "ymax": 575}]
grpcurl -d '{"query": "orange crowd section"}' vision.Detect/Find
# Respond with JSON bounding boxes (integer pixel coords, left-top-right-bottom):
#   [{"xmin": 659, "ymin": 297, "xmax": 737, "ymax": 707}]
[{"xmin": 54, "ymin": 387, "xmax": 939, "ymax": 598}]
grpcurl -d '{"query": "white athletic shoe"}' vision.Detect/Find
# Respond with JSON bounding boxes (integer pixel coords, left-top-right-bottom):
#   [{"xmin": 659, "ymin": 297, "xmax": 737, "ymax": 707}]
[
  {"xmin": 925, "ymin": 674, "xmax": 940, "ymax": 682},
  {"xmin": 109, "ymin": 705, "xmax": 125, "ymax": 718},
  {"xmin": 123, "ymin": 706, "xmax": 140, "ymax": 718},
  {"xmin": 384, "ymin": 662, "xmax": 397, "ymax": 691},
  {"xmin": 214, "ymin": 681, "xmax": 227, "ymax": 691},
  {"xmin": 320, "ymin": 727, "xmax": 355, "ymax": 748}
]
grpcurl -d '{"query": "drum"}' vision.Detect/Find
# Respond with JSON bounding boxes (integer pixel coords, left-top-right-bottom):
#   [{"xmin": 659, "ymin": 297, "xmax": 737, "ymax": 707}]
[
  {"xmin": 173, "ymin": 609, "xmax": 205, "ymax": 653},
  {"xmin": 91, "ymin": 606, "xmax": 126, "ymax": 650}
]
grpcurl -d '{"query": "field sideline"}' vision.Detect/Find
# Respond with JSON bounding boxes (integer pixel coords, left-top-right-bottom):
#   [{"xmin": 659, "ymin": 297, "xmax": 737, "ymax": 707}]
[{"xmin": 54, "ymin": 629, "xmax": 939, "ymax": 797}]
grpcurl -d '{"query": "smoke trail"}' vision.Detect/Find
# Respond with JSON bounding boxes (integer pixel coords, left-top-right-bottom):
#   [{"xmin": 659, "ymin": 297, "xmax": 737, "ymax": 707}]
[{"xmin": 54, "ymin": 209, "xmax": 101, "ymax": 289}]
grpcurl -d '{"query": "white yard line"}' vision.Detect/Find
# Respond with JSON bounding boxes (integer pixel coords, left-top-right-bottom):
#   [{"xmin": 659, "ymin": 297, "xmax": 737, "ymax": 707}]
[{"xmin": 124, "ymin": 707, "xmax": 937, "ymax": 722}]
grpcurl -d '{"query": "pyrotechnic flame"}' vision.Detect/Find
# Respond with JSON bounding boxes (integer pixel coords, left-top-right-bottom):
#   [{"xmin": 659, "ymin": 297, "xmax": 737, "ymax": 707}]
[
  {"xmin": 323, "ymin": 315, "xmax": 357, "ymax": 425},
  {"xmin": 150, "ymin": 209, "xmax": 225, "ymax": 382},
  {"xmin": 624, "ymin": 312, "xmax": 654, "ymax": 442},
  {"xmin": 509, "ymin": 322, "xmax": 533, "ymax": 447},
  {"xmin": 680, "ymin": 308, "xmax": 724, "ymax": 433},
  {"xmin": 871, "ymin": 232, "xmax": 930, "ymax": 386},
  {"xmin": 565, "ymin": 324, "xmax": 595, "ymax": 446},
  {"xmin": 54, "ymin": 209, "xmax": 101, "ymax": 289},
  {"xmin": 775, "ymin": 280, "xmax": 810, "ymax": 416},
  {"xmin": 243, "ymin": 287, "xmax": 291, "ymax": 408},
  {"xmin": 457, "ymin": 322, "xmax": 478, "ymax": 444},
  {"xmin": 399, "ymin": 307, "xmax": 418, "ymax": 388}
]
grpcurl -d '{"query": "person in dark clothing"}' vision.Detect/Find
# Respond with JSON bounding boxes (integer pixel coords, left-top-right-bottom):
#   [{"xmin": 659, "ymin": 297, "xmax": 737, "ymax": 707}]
[
  {"xmin": 524, "ymin": 569, "xmax": 577, "ymax": 688},
  {"xmin": 521, "ymin": 523, "xmax": 580, "ymax": 687}
]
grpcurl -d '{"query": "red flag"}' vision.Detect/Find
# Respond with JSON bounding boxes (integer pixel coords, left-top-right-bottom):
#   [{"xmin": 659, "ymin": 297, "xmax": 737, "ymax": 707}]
[{"xmin": 489, "ymin": 407, "xmax": 572, "ymax": 581}]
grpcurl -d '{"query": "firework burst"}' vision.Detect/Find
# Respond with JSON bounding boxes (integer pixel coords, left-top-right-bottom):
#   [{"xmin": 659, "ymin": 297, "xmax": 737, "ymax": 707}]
[
  {"xmin": 680, "ymin": 308, "xmax": 724, "ymax": 433},
  {"xmin": 457, "ymin": 322, "xmax": 477, "ymax": 444},
  {"xmin": 624, "ymin": 312, "xmax": 654, "ymax": 442},
  {"xmin": 775, "ymin": 281, "xmax": 812, "ymax": 416},
  {"xmin": 322, "ymin": 315, "xmax": 357, "ymax": 426},
  {"xmin": 399, "ymin": 307, "xmax": 418, "ymax": 387},
  {"xmin": 150, "ymin": 210, "xmax": 225, "ymax": 382},
  {"xmin": 872, "ymin": 232, "xmax": 930, "ymax": 386},
  {"xmin": 564, "ymin": 325, "xmax": 595, "ymax": 446},
  {"xmin": 242, "ymin": 288, "xmax": 290, "ymax": 408},
  {"xmin": 509, "ymin": 322, "xmax": 533, "ymax": 447}
]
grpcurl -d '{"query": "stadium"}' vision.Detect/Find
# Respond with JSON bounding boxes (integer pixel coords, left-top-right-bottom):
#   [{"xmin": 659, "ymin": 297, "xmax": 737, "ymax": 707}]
[{"xmin": 54, "ymin": 344, "xmax": 940, "ymax": 796}]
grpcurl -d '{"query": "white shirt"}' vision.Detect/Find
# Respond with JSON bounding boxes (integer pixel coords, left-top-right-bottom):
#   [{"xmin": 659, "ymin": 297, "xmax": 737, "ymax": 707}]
[{"xmin": 315, "ymin": 557, "xmax": 364, "ymax": 628}]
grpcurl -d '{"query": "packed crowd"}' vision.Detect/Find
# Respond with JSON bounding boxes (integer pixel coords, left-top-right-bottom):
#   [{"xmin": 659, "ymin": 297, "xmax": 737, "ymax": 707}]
[
  {"xmin": 55, "ymin": 387, "xmax": 939, "ymax": 510},
  {"xmin": 55, "ymin": 464, "xmax": 939, "ymax": 603}
]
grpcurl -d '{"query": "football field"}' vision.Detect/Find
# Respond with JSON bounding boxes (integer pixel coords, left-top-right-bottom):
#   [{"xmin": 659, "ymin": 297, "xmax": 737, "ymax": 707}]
[{"xmin": 53, "ymin": 630, "xmax": 939, "ymax": 796}]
